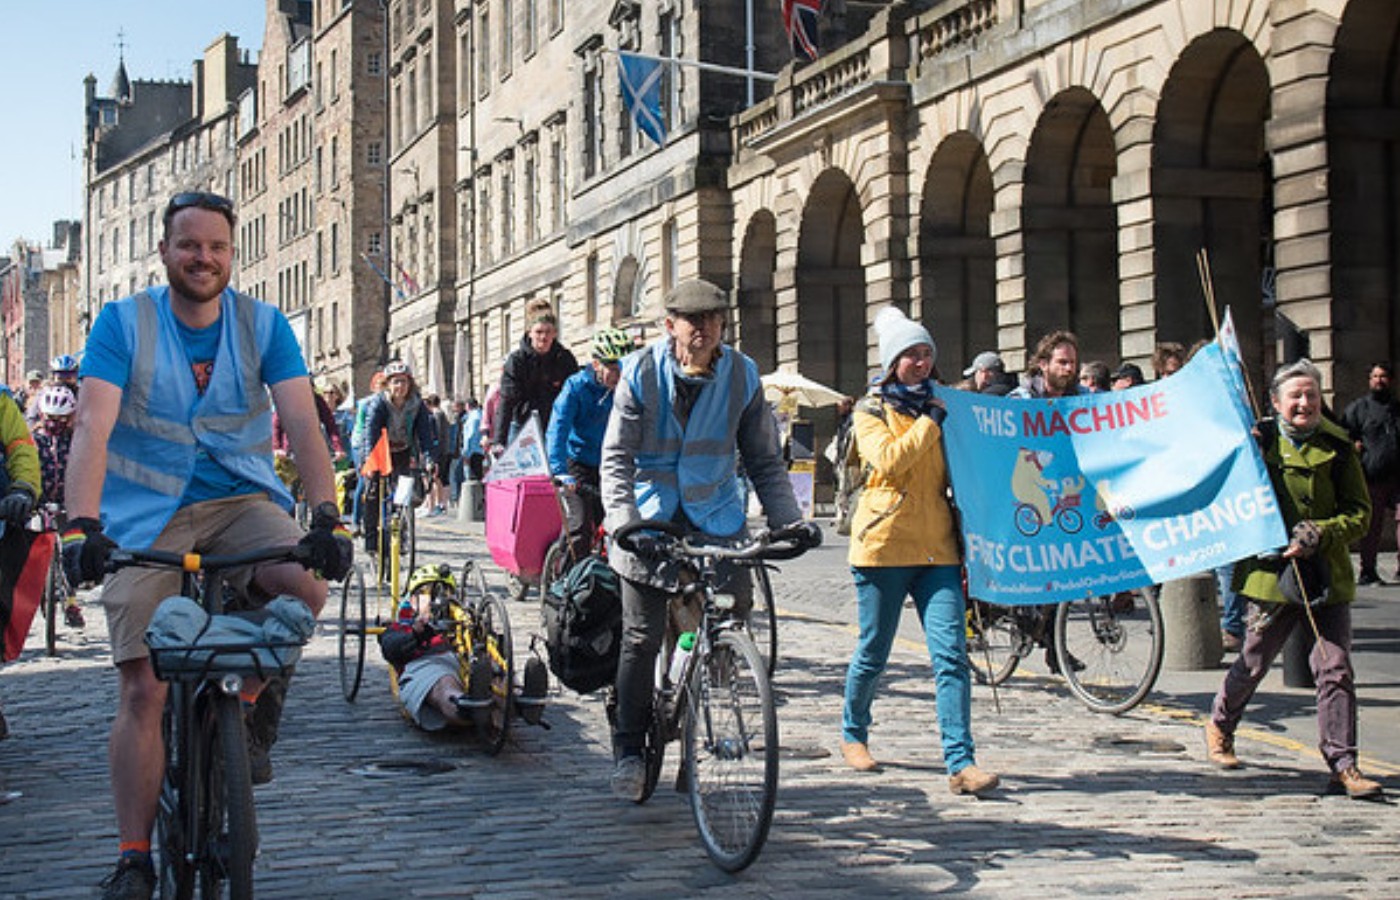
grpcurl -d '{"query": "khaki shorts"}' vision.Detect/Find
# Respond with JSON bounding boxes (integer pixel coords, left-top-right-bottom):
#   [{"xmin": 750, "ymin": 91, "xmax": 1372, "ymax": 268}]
[{"xmin": 103, "ymin": 494, "xmax": 305, "ymax": 665}]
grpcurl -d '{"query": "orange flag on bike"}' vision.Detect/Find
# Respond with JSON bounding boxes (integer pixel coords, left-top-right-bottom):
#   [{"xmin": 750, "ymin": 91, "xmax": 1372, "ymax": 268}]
[{"xmin": 361, "ymin": 428, "xmax": 393, "ymax": 477}]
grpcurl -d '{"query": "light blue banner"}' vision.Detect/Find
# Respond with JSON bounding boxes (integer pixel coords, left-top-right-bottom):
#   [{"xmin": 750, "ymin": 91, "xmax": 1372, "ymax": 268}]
[{"xmin": 939, "ymin": 344, "xmax": 1287, "ymax": 604}]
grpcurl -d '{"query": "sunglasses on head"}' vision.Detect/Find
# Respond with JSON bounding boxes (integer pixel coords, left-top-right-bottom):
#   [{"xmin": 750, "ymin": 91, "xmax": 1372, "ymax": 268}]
[{"xmin": 168, "ymin": 191, "xmax": 234, "ymax": 213}]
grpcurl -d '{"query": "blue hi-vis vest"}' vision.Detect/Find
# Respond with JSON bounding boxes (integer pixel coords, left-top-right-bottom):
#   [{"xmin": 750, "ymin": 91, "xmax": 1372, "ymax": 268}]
[
  {"xmin": 625, "ymin": 341, "xmax": 758, "ymax": 537},
  {"xmin": 102, "ymin": 287, "xmax": 291, "ymax": 547}
]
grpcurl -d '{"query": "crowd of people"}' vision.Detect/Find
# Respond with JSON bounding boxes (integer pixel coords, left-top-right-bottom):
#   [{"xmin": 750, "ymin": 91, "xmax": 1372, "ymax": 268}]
[{"xmin": 0, "ymin": 190, "xmax": 1391, "ymax": 900}]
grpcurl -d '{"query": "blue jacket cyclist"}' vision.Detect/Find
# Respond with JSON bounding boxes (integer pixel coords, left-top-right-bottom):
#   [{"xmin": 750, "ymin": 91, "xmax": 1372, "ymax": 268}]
[{"xmin": 599, "ymin": 279, "xmax": 817, "ymax": 802}]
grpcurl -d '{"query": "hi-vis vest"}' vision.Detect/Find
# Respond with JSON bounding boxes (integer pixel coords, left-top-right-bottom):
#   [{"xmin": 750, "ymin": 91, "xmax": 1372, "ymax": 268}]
[
  {"xmin": 103, "ymin": 287, "xmax": 291, "ymax": 547},
  {"xmin": 625, "ymin": 341, "xmax": 758, "ymax": 537}
]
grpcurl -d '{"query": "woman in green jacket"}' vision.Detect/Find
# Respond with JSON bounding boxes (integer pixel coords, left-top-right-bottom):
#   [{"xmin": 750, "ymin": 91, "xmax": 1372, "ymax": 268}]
[{"xmin": 1205, "ymin": 359, "xmax": 1383, "ymax": 798}]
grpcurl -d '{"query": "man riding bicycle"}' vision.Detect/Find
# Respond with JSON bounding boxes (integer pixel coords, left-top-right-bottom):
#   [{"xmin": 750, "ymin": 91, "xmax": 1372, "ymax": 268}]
[
  {"xmin": 600, "ymin": 279, "xmax": 818, "ymax": 801},
  {"xmin": 63, "ymin": 191, "xmax": 352, "ymax": 900},
  {"xmin": 546, "ymin": 327, "xmax": 632, "ymax": 561},
  {"xmin": 32, "ymin": 384, "xmax": 83, "ymax": 628}
]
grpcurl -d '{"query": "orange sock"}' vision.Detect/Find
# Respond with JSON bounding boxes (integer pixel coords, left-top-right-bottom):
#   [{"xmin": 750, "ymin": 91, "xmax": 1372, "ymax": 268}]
[{"xmin": 119, "ymin": 840, "xmax": 151, "ymax": 857}]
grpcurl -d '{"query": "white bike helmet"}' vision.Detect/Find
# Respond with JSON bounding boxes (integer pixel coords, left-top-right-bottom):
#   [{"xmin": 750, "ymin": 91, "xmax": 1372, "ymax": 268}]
[
  {"xmin": 383, "ymin": 360, "xmax": 413, "ymax": 379},
  {"xmin": 37, "ymin": 384, "xmax": 77, "ymax": 417}
]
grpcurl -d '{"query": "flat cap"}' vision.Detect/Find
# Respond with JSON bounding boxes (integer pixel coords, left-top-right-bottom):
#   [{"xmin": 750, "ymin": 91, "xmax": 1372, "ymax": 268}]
[{"xmin": 665, "ymin": 279, "xmax": 728, "ymax": 314}]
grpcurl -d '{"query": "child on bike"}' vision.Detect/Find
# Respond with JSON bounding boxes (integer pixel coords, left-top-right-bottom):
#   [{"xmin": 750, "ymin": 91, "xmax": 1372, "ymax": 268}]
[{"xmin": 31, "ymin": 384, "xmax": 83, "ymax": 628}]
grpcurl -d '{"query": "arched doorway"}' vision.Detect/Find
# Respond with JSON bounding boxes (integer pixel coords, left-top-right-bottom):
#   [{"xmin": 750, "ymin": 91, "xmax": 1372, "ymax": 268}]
[
  {"xmin": 736, "ymin": 210, "xmax": 778, "ymax": 373},
  {"xmin": 1153, "ymin": 30, "xmax": 1270, "ymax": 384},
  {"xmin": 918, "ymin": 131, "xmax": 996, "ymax": 378},
  {"xmin": 1329, "ymin": 0, "xmax": 1400, "ymax": 397},
  {"xmin": 1023, "ymin": 88, "xmax": 1120, "ymax": 364},
  {"xmin": 796, "ymin": 169, "xmax": 867, "ymax": 396}
]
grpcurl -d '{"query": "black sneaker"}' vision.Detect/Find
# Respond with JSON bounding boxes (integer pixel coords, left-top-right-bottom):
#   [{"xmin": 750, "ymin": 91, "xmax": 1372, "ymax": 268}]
[
  {"xmin": 1357, "ymin": 570, "xmax": 1381, "ymax": 587},
  {"xmin": 99, "ymin": 856, "xmax": 156, "ymax": 900}
]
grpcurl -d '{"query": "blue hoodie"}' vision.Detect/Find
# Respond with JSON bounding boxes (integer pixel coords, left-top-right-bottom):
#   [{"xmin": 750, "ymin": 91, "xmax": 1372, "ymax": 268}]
[{"xmin": 546, "ymin": 366, "xmax": 613, "ymax": 474}]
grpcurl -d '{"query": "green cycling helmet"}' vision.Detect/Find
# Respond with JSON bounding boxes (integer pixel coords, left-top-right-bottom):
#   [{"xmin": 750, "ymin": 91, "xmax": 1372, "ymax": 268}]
[
  {"xmin": 591, "ymin": 327, "xmax": 633, "ymax": 363},
  {"xmin": 406, "ymin": 563, "xmax": 456, "ymax": 597}
]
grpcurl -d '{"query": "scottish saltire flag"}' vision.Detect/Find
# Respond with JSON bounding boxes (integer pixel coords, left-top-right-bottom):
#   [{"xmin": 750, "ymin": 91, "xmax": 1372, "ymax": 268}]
[
  {"xmin": 1217, "ymin": 306, "xmax": 1254, "ymax": 426},
  {"xmin": 619, "ymin": 51, "xmax": 666, "ymax": 146},
  {"xmin": 782, "ymin": 0, "xmax": 822, "ymax": 62},
  {"xmin": 938, "ymin": 344, "xmax": 1287, "ymax": 604}
]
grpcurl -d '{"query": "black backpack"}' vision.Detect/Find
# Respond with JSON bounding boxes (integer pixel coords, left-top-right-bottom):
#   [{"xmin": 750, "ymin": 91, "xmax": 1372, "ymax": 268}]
[{"xmin": 543, "ymin": 555, "xmax": 623, "ymax": 693}]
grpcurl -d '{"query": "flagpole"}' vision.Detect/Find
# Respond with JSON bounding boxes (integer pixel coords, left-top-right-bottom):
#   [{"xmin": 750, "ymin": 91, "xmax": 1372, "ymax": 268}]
[
  {"xmin": 746, "ymin": 0, "xmax": 756, "ymax": 106},
  {"xmin": 608, "ymin": 48, "xmax": 778, "ymax": 83}
]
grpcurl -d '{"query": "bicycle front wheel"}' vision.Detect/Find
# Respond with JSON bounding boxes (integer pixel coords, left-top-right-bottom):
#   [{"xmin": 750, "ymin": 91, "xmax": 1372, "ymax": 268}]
[
  {"xmin": 1054, "ymin": 588, "xmax": 1163, "ymax": 714},
  {"xmin": 43, "ymin": 545, "xmax": 63, "ymax": 657},
  {"xmin": 338, "ymin": 565, "xmax": 367, "ymax": 702},
  {"xmin": 748, "ymin": 565, "xmax": 778, "ymax": 679},
  {"xmin": 156, "ymin": 686, "xmax": 195, "ymax": 900},
  {"xmin": 683, "ymin": 630, "xmax": 778, "ymax": 873},
  {"xmin": 965, "ymin": 602, "xmax": 1022, "ymax": 686},
  {"xmin": 463, "ymin": 565, "xmax": 513, "ymax": 755},
  {"xmin": 202, "ymin": 694, "xmax": 256, "ymax": 900}
]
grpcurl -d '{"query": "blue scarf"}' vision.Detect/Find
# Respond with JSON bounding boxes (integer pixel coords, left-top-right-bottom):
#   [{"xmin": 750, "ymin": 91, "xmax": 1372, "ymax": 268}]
[{"xmin": 881, "ymin": 378, "xmax": 935, "ymax": 419}]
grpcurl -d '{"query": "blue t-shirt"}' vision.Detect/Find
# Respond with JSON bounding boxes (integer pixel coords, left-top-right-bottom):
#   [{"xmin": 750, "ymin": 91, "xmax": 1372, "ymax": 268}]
[{"xmin": 83, "ymin": 290, "xmax": 308, "ymax": 505}]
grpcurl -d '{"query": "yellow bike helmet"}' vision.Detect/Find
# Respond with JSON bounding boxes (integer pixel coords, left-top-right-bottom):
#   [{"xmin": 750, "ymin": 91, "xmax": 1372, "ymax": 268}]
[
  {"xmin": 406, "ymin": 563, "xmax": 457, "ymax": 597},
  {"xmin": 591, "ymin": 327, "xmax": 633, "ymax": 363}
]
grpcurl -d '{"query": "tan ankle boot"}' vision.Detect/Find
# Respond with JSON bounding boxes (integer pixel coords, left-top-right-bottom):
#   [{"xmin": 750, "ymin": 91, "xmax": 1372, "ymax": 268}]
[
  {"xmin": 1335, "ymin": 766, "xmax": 1383, "ymax": 799},
  {"xmin": 1205, "ymin": 721, "xmax": 1240, "ymax": 769},
  {"xmin": 841, "ymin": 741, "xmax": 879, "ymax": 772},
  {"xmin": 948, "ymin": 764, "xmax": 999, "ymax": 796}
]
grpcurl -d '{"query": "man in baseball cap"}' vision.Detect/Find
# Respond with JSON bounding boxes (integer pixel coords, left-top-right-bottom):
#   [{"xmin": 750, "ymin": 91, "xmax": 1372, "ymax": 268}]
[{"xmin": 963, "ymin": 351, "xmax": 1012, "ymax": 395}]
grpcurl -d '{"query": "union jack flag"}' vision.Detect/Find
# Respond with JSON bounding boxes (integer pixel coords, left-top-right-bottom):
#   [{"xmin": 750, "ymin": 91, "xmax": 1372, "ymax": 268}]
[{"xmin": 782, "ymin": 0, "xmax": 823, "ymax": 62}]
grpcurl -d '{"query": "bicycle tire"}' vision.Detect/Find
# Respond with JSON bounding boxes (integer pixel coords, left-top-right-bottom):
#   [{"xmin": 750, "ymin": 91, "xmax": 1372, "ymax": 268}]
[
  {"xmin": 749, "ymin": 565, "xmax": 779, "ymax": 679},
  {"xmin": 202, "ymin": 694, "xmax": 255, "ymax": 900},
  {"xmin": 43, "ymin": 546, "xmax": 62, "ymax": 657},
  {"xmin": 403, "ymin": 504, "xmax": 417, "ymax": 594},
  {"xmin": 462, "ymin": 564, "xmax": 513, "ymax": 754},
  {"xmin": 1054, "ymin": 588, "xmax": 1163, "ymax": 715},
  {"xmin": 338, "ymin": 565, "xmax": 367, "ymax": 702},
  {"xmin": 683, "ymin": 630, "xmax": 778, "ymax": 873},
  {"xmin": 537, "ymin": 538, "xmax": 569, "ymax": 612},
  {"xmin": 156, "ymin": 685, "xmax": 196, "ymax": 900},
  {"xmin": 965, "ymin": 602, "xmax": 1022, "ymax": 686}
]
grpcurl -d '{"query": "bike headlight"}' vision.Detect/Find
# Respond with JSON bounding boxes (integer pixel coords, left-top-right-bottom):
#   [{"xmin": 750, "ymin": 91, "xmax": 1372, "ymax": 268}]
[
  {"xmin": 219, "ymin": 672, "xmax": 244, "ymax": 696},
  {"xmin": 714, "ymin": 593, "xmax": 736, "ymax": 611}
]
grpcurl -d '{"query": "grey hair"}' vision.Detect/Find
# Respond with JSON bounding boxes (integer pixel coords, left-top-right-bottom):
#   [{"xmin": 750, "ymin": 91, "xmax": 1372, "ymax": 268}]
[{"xmin": 1270, "ymin": 358, "xmax": 1323, "ymax": 397}]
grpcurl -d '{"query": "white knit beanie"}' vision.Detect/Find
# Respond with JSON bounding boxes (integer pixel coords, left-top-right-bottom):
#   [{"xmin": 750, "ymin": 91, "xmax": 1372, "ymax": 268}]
[{"xmin": 874, "ymin": 306, "xmax": 936, "ymax": 374}]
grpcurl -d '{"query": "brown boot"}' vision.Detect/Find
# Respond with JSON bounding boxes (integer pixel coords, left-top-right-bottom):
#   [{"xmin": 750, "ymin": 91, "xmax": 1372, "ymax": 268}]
[
  {"xmin": 949, "ymin": 764, "xmax": 999, "ymax": 796},
  {"xmin": 1204, "ymin": 721, "xmax": 1240, "ymax": 769},
  {"xmin": 1334, "ymin": 766, "xmax": 1383, "ymax": 799},
  {"xmin": 841, "ymin": 741, "xmax": 879, "ymax": 772}
]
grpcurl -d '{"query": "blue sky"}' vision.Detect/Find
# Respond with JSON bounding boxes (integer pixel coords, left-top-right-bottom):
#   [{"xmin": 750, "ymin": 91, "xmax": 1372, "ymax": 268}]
[{"xmin": 0, "ymin": 1, "xmax": 266, "ymax": 250}]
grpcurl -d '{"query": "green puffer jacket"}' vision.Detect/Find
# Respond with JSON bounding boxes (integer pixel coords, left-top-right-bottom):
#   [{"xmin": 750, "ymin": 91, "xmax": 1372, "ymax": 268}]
[{"xmin": 1233, "ymin": 416, "xmax": 1370, "ymax": 606}]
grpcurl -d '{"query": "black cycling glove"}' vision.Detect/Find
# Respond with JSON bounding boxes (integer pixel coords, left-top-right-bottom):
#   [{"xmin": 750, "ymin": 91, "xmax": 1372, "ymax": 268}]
[
  {"xmin": 298, "ymin": 502, "xmax": 354, "ymax": 581},
  {"xmin": 61, "ymin": 517, "xmax": 117, "ymax": 586}
]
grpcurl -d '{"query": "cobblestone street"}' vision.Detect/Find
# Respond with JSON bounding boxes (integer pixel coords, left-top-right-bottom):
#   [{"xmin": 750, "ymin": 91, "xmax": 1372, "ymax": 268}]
[{"xmin": 1, "ymin": 514, "xmax": 1396, "ymax": 898}]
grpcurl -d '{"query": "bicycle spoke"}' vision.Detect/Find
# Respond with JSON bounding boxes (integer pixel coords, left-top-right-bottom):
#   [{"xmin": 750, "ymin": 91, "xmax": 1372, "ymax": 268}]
[{"xmin": 1055, "ymin": 589, "xmax": 1164, "ymax": 714}]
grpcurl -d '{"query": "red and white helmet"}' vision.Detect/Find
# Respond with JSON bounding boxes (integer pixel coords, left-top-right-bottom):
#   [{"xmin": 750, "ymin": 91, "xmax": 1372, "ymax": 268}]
[{"xmin": 37, "ymin": 384, "xmax": 77, "ymax": 417}]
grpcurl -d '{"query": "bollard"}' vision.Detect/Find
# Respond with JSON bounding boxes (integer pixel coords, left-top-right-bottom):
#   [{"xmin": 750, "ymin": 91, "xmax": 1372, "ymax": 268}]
[
  {"xmin": 459, "ymin": 479, "xmax": 486, "ymax": 524},
  {"xmin": 1159, "ymin": 573, "xmax": 1224, "ymax": 670},
  {"xmin": 1281, "ymin": 619, "xmax": 1315, "ymax": 688}
]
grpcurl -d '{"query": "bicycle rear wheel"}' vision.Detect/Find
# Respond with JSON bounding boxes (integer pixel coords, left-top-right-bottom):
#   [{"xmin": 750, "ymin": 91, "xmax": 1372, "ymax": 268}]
[
  {"xmin": 43, "ymin": 546, "xmax": 63, "ymax": 657},
  {"xmin": 537, "ymin": 538, "xmax": 569, "ymax": 610},
  {"xmin": 748, "ymin": 565, "xmax": 778, "ymax": 679},
  {"xmin": 683, "ymin": 630, "xmax": 778, "ymax": 873},
  {"xmin": 156, "ymin": 686, "xmax": 196, "ymax": 900},
  {"xmin": 202, "ymin": 693, "xmax": 256, "ymax": 900},
  {"xmin": 338, "ymin": 565, "xmax": 367, "ymax": 702},
  {"xmin": 1054, "ymin": 588, "xmax": 1163, "ymax": 714},
  {"xmin": 965, "ymin": 601, "xmax": 1022, "ymax": 686}
]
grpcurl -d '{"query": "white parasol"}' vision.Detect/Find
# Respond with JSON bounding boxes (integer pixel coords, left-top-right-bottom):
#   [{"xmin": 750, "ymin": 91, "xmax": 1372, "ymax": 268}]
[{"xmin": 760, "ymin": 370, "xmax": 846, "ymax": 408}]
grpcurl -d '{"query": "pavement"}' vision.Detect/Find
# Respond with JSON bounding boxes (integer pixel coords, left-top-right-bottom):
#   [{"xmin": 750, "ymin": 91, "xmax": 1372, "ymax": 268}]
[{"xmin": 1, "ymin": 508, "xmax": 1398, "ymax": 898}]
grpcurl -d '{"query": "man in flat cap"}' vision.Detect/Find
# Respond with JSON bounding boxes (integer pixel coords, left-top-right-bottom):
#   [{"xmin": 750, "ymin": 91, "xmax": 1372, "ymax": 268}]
[{"xmin": 600, "ymin": 278, "xmax": 819, "ymax": 800}]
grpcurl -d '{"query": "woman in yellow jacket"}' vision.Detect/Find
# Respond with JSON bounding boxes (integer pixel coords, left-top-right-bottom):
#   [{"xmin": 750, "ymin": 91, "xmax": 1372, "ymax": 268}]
[{"xmin": 840, "ymin": 307, "xmax": 998, "ymax": 796}]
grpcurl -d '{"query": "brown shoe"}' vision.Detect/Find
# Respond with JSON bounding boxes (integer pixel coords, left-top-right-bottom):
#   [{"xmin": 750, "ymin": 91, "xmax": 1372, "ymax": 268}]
[
  {"xmin": 1204, "ymin": 721, "xmax": 1240, "ymax": 769},
  {"xmin": 841, "ymin": 741, "xmax": 879, "ymax": 772},
  {"xmin": 948, "ymin": 764, "xmax": 999, "ymax": 796},
  {"xmin": 1334, "ymin": 766, "xmax": 1383, "ymax": 799}
]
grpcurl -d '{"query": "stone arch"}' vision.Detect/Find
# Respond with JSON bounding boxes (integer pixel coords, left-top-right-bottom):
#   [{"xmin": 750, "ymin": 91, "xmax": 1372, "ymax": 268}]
[
  {"xmin": 611, "ymin": 254, "xmax": 641, "ymax": 324},
  {"xmin": 797, "ymin": 168, "xmax": 867, "ymax": 396},
  {"xmin": 1328, "ymin": 0, "xmax": 1400, "ymax": 396},
  {"xmin": 736, "ymin": 209, "xmax": 778, "ymax": 373},
  {"xmin": 1153, "ymin": 29, "xmax": 1271, "ymax": 384},
  {"xmin": 1022, "ymin": 87, "xmax": 1120, "ymax": 363},
  {"xmin": 918, "ymin": 131, "xmax": 996, "ymax": 378}
]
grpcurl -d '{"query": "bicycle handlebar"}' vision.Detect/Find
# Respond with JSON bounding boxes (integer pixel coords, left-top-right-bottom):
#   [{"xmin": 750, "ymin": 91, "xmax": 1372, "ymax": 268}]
[
  {"xmin": 107, "ymin": 544, "xmax": 313, "ymax": 576},
  {"xmin": 613, "ymin": 518, "xmax": 817, "ymax": 563}
]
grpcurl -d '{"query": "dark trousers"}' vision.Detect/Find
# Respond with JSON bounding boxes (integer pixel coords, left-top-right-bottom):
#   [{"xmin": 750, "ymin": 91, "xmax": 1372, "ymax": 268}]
[
  {"xmin": 1357, "ymin": 476, "xmax": 1400, "ymax": 576},
  {"xmin": 1210, "ymin": 601, "xmax": 1358, "ymax": 773}
]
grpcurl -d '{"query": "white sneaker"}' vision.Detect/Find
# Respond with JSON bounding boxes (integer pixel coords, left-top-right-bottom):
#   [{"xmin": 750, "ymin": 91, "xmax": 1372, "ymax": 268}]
[{"xmin": 610, "ymin": 756, "xmax": 646, "ymax": 802}]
